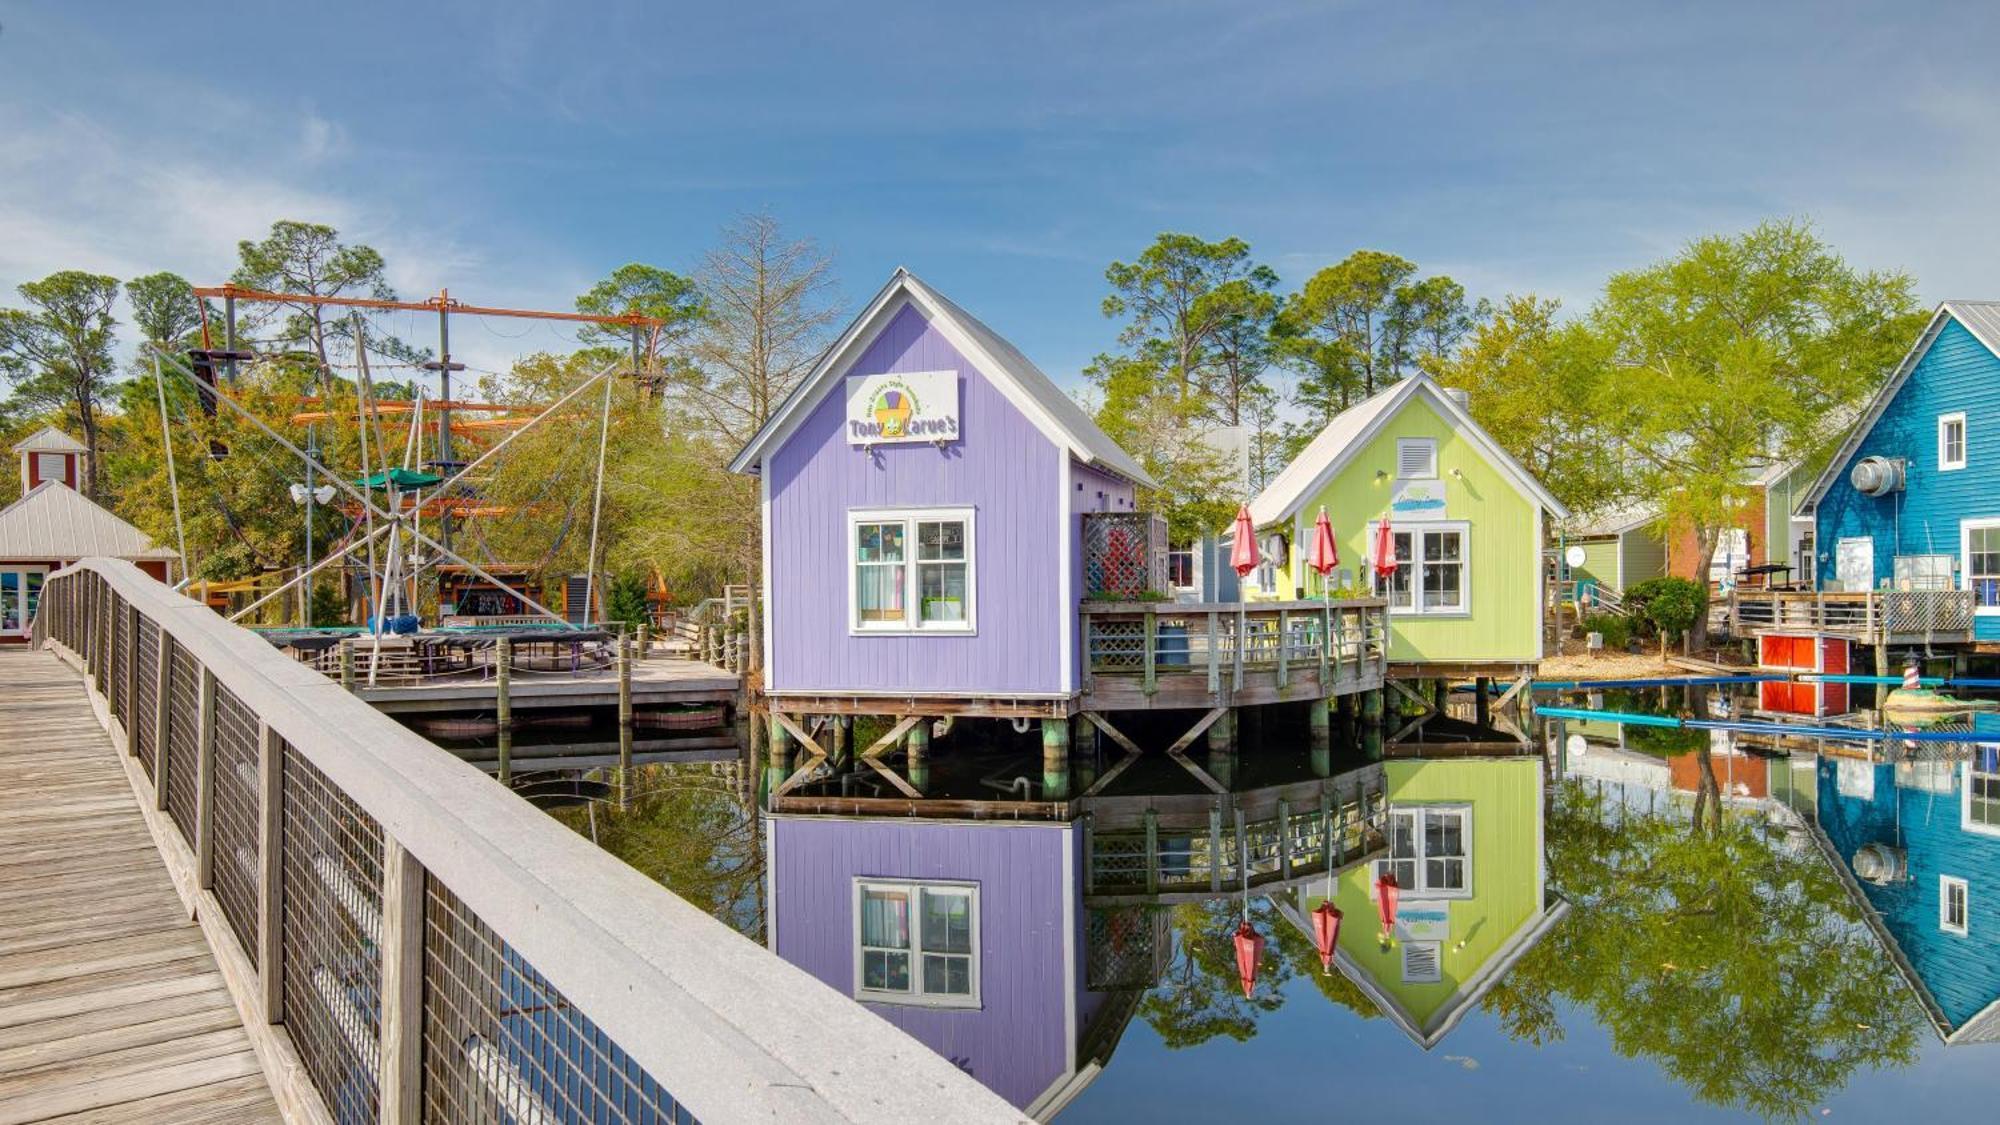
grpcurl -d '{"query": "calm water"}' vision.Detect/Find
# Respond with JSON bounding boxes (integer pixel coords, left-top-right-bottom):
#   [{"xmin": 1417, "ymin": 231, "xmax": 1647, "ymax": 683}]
[{"xmin": 542, "ymin": 685, "xmax": 2000, "ymax": 1122}]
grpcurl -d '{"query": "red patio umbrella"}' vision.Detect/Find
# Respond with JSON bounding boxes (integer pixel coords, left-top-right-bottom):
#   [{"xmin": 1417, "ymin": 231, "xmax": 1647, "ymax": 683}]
[
  {"xmin": 1310, "ymin": 901, "xmax": 1344, "ymax": 971},
  {"xmin": 1372, "ymin": 517, "xmax": 1399, "ymax": 579},
  {"xmin": 1307, "ymin": 507, "xmax": 1339, "ymax": 583},
  {"xmin": 1375, "ymin": 870, "xmax": 1401, "ymax": 934},
  {"xmin": 1233, "ymin": 919, "xmax": 1266, "ymax": 998},
  {"xmin": 1230, "ymin": 505, "xmax": 1260, "ymax": 578}
]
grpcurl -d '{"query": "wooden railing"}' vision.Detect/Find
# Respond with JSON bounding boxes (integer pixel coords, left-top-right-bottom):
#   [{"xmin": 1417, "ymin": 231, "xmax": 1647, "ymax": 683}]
[
  {"xmin": 1079, "ymin": 598, "xmax": 1387, "ymax": 697},
  {"xmin": 1728, "ymin": 588, "xmax": 1976, "ymax": 641},
  {"xmin": 34, "ymin": 559, "xmax": 1018, "ymax": 1125}
]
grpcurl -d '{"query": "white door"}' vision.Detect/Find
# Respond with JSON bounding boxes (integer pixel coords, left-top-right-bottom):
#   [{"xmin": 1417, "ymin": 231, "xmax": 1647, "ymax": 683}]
[
  {"xmin": 1836, "ymin": 537, "xmax": 1874, "ymax": 593},
  {"xmin": 0, "ymin": 567, "xmax": 47, "ymax": 638}
]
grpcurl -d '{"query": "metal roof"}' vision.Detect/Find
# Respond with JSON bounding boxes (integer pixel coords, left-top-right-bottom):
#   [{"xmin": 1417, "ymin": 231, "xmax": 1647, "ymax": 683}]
[
  {"xmin": 1246, "ymin": 374, "xmax": 1568, "ymax": 528},
  {"xmin": 729, "ymin": 268, "xmax": 1155, "ymax": 488},
  {"xmin": 0, "ymin": 482, "xmax": 179, "ymax": 561},
  {"xmin": 1565, "ymin": 500, "xmax": 1661, "ymax": 538},
  {"xmin": 1799, "ymin": 301, "xmax": 2000, "ymax": 512},
  {"xmin": 9, "ymin": 426, "xmax": 87, "ymax": 455}
]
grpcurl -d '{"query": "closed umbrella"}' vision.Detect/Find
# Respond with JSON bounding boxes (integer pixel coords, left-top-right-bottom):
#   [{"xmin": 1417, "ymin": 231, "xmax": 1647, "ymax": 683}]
[
  {"xmin": 1310, "ymin": 901, "xmax": 1344, "ymax": 971},
  {"xmin": 1230, "ymin": 505, "xmax": 1260, "ymax": 578},
  {"xmin": 1307, "ymin": 507, "xmax": 1339, "ymax": 596},
  {"xmin": 1372, "ymin": 517, "xmax": 1399, "ymax": 579},
  {"xmin": 1375, "ymin": 870, "xmax": 1401, "ymax": 935},
  {"xmin": 1233, "ymin": 919, "xmax": 1266, "ymax": 998}
]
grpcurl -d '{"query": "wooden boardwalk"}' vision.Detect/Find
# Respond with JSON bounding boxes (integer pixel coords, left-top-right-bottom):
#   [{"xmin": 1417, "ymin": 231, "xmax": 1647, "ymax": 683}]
[{"xmin": 0, "ymin": 648, "xmax": 279, "ymax": 1124}]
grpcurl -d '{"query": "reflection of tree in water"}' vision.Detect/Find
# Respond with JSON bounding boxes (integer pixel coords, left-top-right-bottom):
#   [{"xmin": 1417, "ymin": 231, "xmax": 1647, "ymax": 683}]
[
  {"xmin": 1484, "ymin": 780, "xmax": 1924, "ymax": 1120},
  {"xmin": 1137, "ymin": 897, "xmax": 1381, "ymax": 1048},
  {"xmin": 546, "ymin": 763, "xmax": 765, "ymax": 939}
]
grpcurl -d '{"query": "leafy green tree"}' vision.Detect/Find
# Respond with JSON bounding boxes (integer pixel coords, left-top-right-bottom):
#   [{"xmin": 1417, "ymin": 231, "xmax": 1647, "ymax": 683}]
[
  {"xmin": 0, "ymin": 270, "xmax": 123, "ymax": 497},
  {"xmin": 126, "ymin": 272, "xmax": 211, "ymax": 355},
  {"xmin": 1137, "ymin": 900, "xmax": 1290, "ymax": 1047},
  {"xmin": 1099, "ymin": 233, "xmax": 1278, "ymax": 402},
  {"xmin": 1487, "ymin": 781, "xmax": 1924, "ymax": 1118},
  {"xmin": 1276, "ymin": 250, "xmax": 1415, "ymax": 419},
  {"xmin": 1590, "ymin": 220, "xmax": 1923, "ymax": 642},
  {"xmin": 574, "ymin": 263, "xmax": 707, "ymax": 381},
  {"xmin": 1441, "ymin": 294, "xmax": 1626, "ymax": 518},
  {"xmin": 231, "ymin": 220, "xmax": 408, "ymax": 370}
]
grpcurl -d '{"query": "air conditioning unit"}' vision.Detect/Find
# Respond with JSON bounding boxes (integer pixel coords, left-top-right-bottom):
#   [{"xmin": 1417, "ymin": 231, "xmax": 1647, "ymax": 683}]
[{"xmin": 1850, "ymin": 456, "xmax": 1905, "ymax": 497}]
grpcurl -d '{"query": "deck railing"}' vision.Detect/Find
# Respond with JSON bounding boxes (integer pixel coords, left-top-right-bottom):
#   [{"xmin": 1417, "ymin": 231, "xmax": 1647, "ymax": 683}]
[
  {"xmin": 1728, "ymin": 588, "xmax": 1976, "ymax": 641},
  {"xmin": 34, "ymin": 559, "xmax": 1018, "ymax": 1125},
  {"xmin": 1079, "ymin": 598, "xmax": 1387, "ymax": 689}
]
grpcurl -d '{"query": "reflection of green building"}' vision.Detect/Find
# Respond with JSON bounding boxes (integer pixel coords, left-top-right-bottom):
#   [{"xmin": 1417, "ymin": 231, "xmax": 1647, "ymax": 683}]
[{"xmin": 1296, "ymin": 757, "xmax": 1565, "ymax": 1048}]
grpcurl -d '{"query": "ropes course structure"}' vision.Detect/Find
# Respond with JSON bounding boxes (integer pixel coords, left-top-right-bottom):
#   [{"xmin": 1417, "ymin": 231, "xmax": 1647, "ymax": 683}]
[{"xmin": 150, "ymin": 284, "xmax": 665, "ymax": 685}]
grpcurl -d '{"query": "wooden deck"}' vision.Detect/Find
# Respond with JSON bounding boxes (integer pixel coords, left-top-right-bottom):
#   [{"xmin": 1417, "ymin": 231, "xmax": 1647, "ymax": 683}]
[{"xmin": 0, "ymin": 649, "xmax": 279, "ymax": 1124}]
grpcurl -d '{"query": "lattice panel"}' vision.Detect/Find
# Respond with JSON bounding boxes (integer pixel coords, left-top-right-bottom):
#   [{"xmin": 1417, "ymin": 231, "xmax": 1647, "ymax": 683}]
[
  {"xmin": 1086, "ymin": 620, "xmax": 1146, "ymax": 671},
  {"xmin": 1086, "ymin": 906, "xmax": 1172, "ymax": 991},
  {"xmin": 282, "ymin": 744, "xmax": 385, "ymax": 1123},
  {"xmin": 211, "ymin": 685, "xmax": 262, "ymax": 959},
  {"xmin": 164, "ymin": 642, "xmax": 202, "ymax": 844},
  {"xmin": 1082, "ymin": 511, "xmax": 1170, "ymax": 598},
  {"xmin": 133, "ymin": 618, "xmax": 160, "ymax": 777},
  {"xmin": 1089, "ymin": 833, "xmax": 1149, "ymax": 890},
  {"xmin": 422, "ymin": 878, "xmax": 690, "ymax": 1124}
]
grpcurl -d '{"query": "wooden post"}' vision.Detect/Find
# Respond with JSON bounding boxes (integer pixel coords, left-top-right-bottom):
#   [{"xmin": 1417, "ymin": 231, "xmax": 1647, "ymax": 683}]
[
  {"xmin": 256, "ymin": 723, "xmax": 285, "ymax": 1024},
  {"xmin": 1319, "ymin": 789, "xmax": 1333, "ymax": 870},
  {"xmin": 339, "ymin": 640, "xmax": 355, "ymax": 691},
  {"xmin": 1309, "ymin": 701, "xmax": 1331, "ymax": 778},
  {"xmin": 1142, "ymin": 608, "xmax": 1158, "ymax": 697},
  {"xmin": 495, "ymin": 638, "xmax": 512, "ymax": 785},
  {"xmin": 636, "ymin": 621, "xmax": 650, "ymax": 661},
  {"xmin": 831, "ymin": 715, "xmax": 852, "ymax": 770},
  {"xmin": 1209, "ymin": 806, "xmax": 1224, "ymax": 891},
  {"xmin": 378, "ymin": 838, "xmax": 425, "ymax": 1125},
  {"xmin": 124, "ymin": 602, "xmax": 140, "ymax": 755},
  {"xmin": 905, "ymin": 718, "xmax": 931, "ymax": 795},
  {"xmin": 617, "ymin": 630, "xmax": 634, "ymax": 805},
  {"xmin": 1277, "ymin": 609, "xmax": 1290, "ymax": 689},
  {"xmin": 764, "ymin": 714, "xmax": 793, "ymax": 795},
  {"xmin": 1206, "ymin": 611, "xmax": 1221, "ymax": 696},
  {"xmin": 1143, "ymin": 808, "xmax": 1160, "ymax": 894},
  {"xmin": 1278, "ymin": 798, "xmax": 1293, "ymax": 880},
  {"xmin": 152, "ymin": 625, "xmax": 171, "ymax": 795},
  {"xmin": 195, "ymin": 667, "xmax": 217, "ymax": 890}
]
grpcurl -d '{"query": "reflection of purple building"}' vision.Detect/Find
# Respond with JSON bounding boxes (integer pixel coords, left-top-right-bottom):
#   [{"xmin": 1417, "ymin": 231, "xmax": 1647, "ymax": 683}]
[{"xmin": 766, "ymin": 814, "xmax": 1131, "ymax": 1117}]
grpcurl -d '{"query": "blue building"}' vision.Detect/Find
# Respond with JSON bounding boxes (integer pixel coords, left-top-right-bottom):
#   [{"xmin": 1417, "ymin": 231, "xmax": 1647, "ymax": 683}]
[
  {"xmin": 1798, "ymin": 302, "xmax": 2000, "ymax": 642},
  {"xmin": 1812, "ymin": 748, "xmax": 2000, "ymax": 1043}
]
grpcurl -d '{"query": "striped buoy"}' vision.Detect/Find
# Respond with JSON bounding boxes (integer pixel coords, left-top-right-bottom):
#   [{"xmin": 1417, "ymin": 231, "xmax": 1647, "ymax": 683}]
[{"xmin": 1903, "ymin": 661, "xmax": 1921, "ymax": 691}]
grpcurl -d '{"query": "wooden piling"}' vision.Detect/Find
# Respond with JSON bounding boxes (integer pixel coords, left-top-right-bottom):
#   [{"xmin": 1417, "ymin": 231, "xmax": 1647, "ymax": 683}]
[
  {"xmin": 1042, "ymin": 716, "xmax": 1071, "ymax": 800},
  {"xmin": 1475, "ymin": 676, "xmax": 1492, "ymax": 728},
  {"xmin": 339, "ymin": 639, "xmax": 355, "ymax": 691},
  {"xmin": 617, "ymin": 629, "xmax": 634, "ymax": 806}
]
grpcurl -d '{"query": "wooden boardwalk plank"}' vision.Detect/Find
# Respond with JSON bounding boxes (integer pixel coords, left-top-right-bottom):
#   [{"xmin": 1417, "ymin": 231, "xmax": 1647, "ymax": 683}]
[{"xmin": 0, "ymin": 648, "xmax": 278, "ymax": 1124}]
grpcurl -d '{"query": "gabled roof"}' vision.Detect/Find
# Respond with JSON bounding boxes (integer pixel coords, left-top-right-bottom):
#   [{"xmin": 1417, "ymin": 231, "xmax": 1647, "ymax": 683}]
[
  {"xmin": 1565, "ymin": 500, "xmax": 1660, "ymax": 539},
  {"xmin": 729, "ymin": 268, "xmax": 1155, "ymax": 487},
  {"xmin": 1247, "ymin": 374, "xmax": 1568, "ymax": 527},
  {"xmin": 0, "ymin": 482, "xmax": 179, "ymax": 561},
  {"xmin": 1799, "ymin": 301, "xmax": 2000, "ymax": 512},
  {"xmin": 10, "ymin": 426, "xmax": 87, "ymax": 455}
]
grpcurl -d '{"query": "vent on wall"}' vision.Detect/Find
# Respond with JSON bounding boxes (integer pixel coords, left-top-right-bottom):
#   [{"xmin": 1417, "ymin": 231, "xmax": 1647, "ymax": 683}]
[
  {"xmin": 1397, "ymin": 438, "xmax": 1437, "ymax": 479},
  {"xmin": 1401, "ymin": 941, "xmax": 1442, "ymax": 984}
]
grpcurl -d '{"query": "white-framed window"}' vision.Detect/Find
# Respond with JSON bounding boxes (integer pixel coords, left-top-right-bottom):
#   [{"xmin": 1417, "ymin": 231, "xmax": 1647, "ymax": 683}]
[
  {"xmin": 1167, "ymin": 545, "xmax": 1195, "ymax": 591},
  {"xmin": 1374, "ymin": 805, "xmax": 1471, "ymax": 897},
  {"xmin": 1966, "ymin": 753, "xmax": 2000, "ymax": 837},
  {"xmin": 1962, "ymin": 521, "xmax": 2000, "ymax": 615},
  {"xmin": 1397, "ymin": 437, "xmax": 1438, "ymax": 479},
  {"xmin": 854, "ymin": 880, "xmax": 979, "ymax": 1007},
  {"xmin": 849, "ymin": 508, "xmax": 974, "ymax": 633},
  {"xmin": 1940, "ymin": 412, "xmax": 1967, "ymax": 472},
  {"xmin": 1372, "ymin": 523, "xmax": 1468, "ymax": 615},
  {"xmin": 1941, "ymin": 875, "xmax": 1970, "ymax": 935}
]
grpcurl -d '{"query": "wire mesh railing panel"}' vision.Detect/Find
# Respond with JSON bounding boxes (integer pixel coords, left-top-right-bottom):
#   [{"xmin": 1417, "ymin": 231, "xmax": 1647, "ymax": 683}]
[
  {"xmin": 110, "ymin": 594, "xmax": 130, "ymax": 722},
  {"xmin": 281, "ymin": 744, "xmax": 385, "ymax": 1124},
  {"xmin": 133, "ymin": 617, "xmax": 161, "ymax": 778},
  {"xmin": 423, "ymin": 878, "xmax": 692, "ymax": 1124},
  {"xmin": 211, "ymin": 684, "xmax": 262, "ymax": 959},
  {"xmin": 164, "ymin": 641, "xmax": 202, "ymax": 844}
]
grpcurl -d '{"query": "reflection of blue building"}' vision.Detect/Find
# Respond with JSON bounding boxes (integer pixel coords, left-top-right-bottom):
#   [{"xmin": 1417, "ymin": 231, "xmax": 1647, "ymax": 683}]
[{"xmin": 1813, "ymin": 750, "xmax": 2000, "ymax": 1042}]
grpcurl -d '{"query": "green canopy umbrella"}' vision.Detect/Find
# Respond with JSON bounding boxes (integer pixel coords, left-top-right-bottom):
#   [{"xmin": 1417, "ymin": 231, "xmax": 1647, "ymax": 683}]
[{"xmin": 355, "ymin": 467, "xmax": 445, "ymax": 491}]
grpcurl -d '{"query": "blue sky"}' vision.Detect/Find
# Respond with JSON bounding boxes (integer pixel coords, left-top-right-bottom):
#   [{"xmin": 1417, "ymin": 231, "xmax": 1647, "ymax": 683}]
[{"xmin": 3, "ymin": 1, "xmax": 1997, "ymax": 385}]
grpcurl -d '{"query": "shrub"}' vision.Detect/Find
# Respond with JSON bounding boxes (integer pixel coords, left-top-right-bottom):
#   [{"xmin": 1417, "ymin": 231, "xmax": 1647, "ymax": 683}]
[
  {"xmin": 1625, "ymin": 577, "xmax": 1707, "ymax": 645},
  {"xmin": 1580, "ymin": 611, "xmax": 1631, "ymax": 651}
]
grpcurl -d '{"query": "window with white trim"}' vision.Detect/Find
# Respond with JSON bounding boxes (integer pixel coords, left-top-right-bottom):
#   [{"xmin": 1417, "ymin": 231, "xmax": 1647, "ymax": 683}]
[
  {"xmin": 1167, "ymin": 545, "xmax": 1195, "ymax": 590},
  {"xmin": 1397, "ymin": 437, "xmax": 1437, "ymax": 479},
  {"xmin": 1965, "ymin": 524, "xmax": 2000, "ymax": 613},
  {"xmin": 1373, "ymin": 524, "xmax": 1467, "ymax": 614},
  {"xmin": 1940, "ymin": 412, "xmax": 1967, "ymax": 472},
  {"xmin": 850, "ymin": 509, "xmax": 973, "ymax": 632},
  {"xmin": 855, "ymin": 881, "xmax": 978, "ymax": 1006},
  {"xmin": 1375, "ymin": 806, "xmax": 1470, "ymax": 896},
  {"xmin": 1941, "ymin": 876, "xmax": 1969, "ymax": 935},
  {"xmin": 1967, "ymin": 754, "xmax": 2000, "ymax": 836}
]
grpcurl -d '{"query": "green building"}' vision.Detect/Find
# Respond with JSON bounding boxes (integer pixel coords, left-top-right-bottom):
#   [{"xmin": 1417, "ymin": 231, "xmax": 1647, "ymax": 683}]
[{"xmin": 1243, "ymin": 375, "xmax": 1568, "ymax": 680}]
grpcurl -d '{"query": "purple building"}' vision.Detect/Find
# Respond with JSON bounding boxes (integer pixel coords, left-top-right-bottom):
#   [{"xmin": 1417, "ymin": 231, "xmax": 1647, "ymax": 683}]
[
  {"xmin": 765, "ymin": 814, "xmax": 1135, "ymax": 1116},
  {"xmin": 732, "ymin": 269, "xmax": 1151, "ymax": 706}
]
